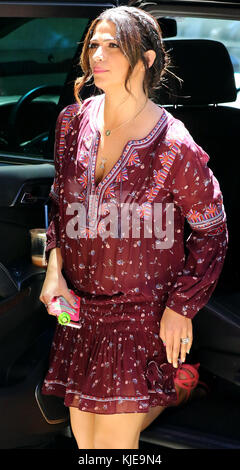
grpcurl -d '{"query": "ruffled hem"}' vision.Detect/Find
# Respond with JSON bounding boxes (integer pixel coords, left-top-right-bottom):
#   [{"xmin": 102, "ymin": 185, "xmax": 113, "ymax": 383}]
[
  {"xmin": 42, "ymin": 380, "xmax": 177, "ymax": 414},
  {"xmin": 42, "ymin": 315, "xmax": 178, "ymax": 414}
]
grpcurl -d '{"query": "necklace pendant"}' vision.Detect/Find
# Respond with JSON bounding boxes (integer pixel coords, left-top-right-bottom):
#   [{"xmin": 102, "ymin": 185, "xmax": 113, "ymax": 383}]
[
  {"xmin": 99, "ymin": 158, "xmax": 106, "ymax": 169},
  {"xmin": 105, "ymin": 129, "xmax": 111, "ymax": 136}
]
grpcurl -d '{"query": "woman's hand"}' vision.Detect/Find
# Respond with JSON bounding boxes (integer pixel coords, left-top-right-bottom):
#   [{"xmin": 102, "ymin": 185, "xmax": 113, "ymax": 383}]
[
  {"xmin": 159, "ymin": 306, "xmax": 193, "ymax": 367},
  {"xmin": 39, "ymin": 270, "xmax": 76, "ymax": 315}
]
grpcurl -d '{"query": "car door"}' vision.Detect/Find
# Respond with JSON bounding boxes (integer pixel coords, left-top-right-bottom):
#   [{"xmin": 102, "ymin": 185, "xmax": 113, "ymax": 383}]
[{"xmin": 0, "ymin": 0, "xmax": 117, "ymax": 449}]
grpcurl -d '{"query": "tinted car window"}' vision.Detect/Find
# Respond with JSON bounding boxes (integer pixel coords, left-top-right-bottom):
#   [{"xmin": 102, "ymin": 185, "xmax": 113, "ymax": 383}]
[
  {"xmin": 0, "ymin": 17, "xmax": 88, "ymax": 159},
  {"xmin": 169, "ymin": 17, "xmax": 240, "ymax": 106}
]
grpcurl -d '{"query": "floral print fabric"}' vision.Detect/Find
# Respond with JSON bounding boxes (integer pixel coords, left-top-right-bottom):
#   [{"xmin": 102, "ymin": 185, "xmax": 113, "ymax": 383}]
[
  {"xmin": 42, "ymin": 93, "xmax": 228, "ymax": 413},
  {"xmin": 42, "ymin": 295, "xmax": 178, "ymax": 413}
]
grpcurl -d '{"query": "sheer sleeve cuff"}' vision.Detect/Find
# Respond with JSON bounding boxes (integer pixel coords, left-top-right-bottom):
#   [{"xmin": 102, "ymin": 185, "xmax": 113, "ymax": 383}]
[{"xmin": 44, "ymin": 201, "xmax": 60, "ymax": 264}]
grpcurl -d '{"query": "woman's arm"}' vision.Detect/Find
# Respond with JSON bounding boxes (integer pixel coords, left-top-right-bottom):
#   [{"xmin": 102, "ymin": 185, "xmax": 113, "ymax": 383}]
[
  {"xmin": 46, "ymin": 247, "xmax": 63, "ymax": 277},
  {"xmin": 40, "ymin": 244, "xmax": 76, "ymax": 309},
  {"xmin": 40, "ymin": 106, "xmax": 77, "ymax": 308},
  {"xmin": 165, "ymin": 139, "xmax": 228, "ymax": 319},
  {"xmin": 44, "ymin": 101, "xmax": 86, "ymax": 264},
  {"xmin": 44, "ymin": 107, "xmax": 67, "ymax": 265},
  {"xmin": 159, "ymin": 138, "xmax": 228, "ymax": 367}
]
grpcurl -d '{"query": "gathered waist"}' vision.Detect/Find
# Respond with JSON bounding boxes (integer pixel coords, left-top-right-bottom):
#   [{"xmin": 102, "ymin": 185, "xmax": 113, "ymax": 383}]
[{"xmin": 67, "ymin": 287, "xmax": 164, "ymax": 328}]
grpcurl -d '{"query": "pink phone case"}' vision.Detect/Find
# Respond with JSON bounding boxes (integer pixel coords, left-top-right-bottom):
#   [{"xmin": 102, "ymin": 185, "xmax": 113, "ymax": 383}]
[{"xmin": 49, "ymin": 289, "xmax": 81, "ymax": 324}]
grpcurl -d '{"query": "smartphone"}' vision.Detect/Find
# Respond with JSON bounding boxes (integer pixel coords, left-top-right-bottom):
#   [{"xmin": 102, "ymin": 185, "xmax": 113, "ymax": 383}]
[{"xmin": 49, "ymin": 289, "xmax": 81, "ymax": 328}]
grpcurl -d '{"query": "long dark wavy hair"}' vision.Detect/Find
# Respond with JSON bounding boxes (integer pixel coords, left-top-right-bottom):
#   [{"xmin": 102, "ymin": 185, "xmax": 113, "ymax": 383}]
[{"xmin": 74, "ymin": 5, "xmax": 172, "ymax": 103}]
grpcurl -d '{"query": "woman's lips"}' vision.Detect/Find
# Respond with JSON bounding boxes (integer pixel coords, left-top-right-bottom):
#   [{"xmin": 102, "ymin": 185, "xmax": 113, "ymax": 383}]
[{"xmin": 93, "ymin": 68, "xmax": 108, "ymax": 73}]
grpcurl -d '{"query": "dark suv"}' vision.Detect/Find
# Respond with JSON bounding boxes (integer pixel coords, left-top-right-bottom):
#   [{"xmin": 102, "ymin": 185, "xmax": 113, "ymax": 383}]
[{"xmin": 0, "ymin": 0, "xmax": 239, "ymax": 449}]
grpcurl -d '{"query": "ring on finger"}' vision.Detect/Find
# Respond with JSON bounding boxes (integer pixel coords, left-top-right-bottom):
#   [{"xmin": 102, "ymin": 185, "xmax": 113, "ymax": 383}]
[{"xmin": 180, "ymin": 337, "xmax": 190, "ymax": 344}]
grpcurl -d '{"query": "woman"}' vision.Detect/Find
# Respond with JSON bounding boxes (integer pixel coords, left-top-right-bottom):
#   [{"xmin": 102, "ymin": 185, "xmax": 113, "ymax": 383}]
[{"xmin": 39, "ymin": 6, "xmax": 228, "ymax": 449}]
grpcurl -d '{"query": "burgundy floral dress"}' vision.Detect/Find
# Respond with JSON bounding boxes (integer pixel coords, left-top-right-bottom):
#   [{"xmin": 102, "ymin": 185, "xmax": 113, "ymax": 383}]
[{"xmin": 41, "ymin": 93, "xmax": 228, "ymax": 414}]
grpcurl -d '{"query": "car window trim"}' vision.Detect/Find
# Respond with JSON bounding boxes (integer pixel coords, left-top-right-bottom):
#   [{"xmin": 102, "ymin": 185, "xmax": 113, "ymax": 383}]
[
  {"xmin": 0, "ymin": 152, "xmax": 54, "ymax": 165},
  {"xmin": 0, "ymin": 2, "xmax": 117, "ymax": 18},
  {"xmin": 144, "ymin": 3, "xmax": 240, "ymax": 20}
]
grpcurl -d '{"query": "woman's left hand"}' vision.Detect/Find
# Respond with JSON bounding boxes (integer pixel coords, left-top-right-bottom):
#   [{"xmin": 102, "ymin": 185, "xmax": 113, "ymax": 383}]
[{"xmin": 159, "ymin": 306, "xmax": 193, "ymax": 368}]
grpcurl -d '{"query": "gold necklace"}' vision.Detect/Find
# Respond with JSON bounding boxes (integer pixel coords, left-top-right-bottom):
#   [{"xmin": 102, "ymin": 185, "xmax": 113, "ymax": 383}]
[
  {"xmin": 104, "ymin": 97, "xmax": 148, "ymax": 136},
  {"xmin": 98, "ymin": 97, "xmax": 148, "ymax": 170}
]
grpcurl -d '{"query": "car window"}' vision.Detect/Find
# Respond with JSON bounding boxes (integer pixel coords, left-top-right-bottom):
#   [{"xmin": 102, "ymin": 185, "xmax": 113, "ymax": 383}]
[
  {"xmin": 1, "ymin": 14, "xmax": 239, "ymax": 164},
  {"xmin": 169, "ymin": 17, "xmax": 240, "ymax": 107},
  {"xmin": 0, "ymin": 17, "xmax": 89, "ymax": 160}
]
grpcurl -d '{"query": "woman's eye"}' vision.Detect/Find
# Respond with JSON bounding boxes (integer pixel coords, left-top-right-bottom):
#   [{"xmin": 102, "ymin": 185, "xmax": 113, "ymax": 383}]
[{"xmin": 88, "ymin": 42, "xmax": 119, "ymax": 49}]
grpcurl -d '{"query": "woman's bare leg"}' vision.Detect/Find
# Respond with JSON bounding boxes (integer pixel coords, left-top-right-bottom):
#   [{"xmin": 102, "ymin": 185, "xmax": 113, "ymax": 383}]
[
  {"xmin": 140, "ymin": 405, "xmax": 165, "ymax": 432},
  {"xmin": 140, "ymin": 384, "xmax": 188, "ymax": 432},
  {"xmin": 69, "ymin": 407, "xmax": 95, "ymax": 449},
  {"xmin": 69, "ymin": 385, "xmax": 192, "ymax": 448},
  {"xmin": 93, "ymin": 411, "xmax": 149, "ymax": 449}
]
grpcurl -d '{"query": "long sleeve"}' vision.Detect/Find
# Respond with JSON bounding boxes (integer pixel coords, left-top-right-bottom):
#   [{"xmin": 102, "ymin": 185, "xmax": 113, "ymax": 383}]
[
  {"xmin": 45, "ymin": 107, "xmax": 69, "ymax": 264},
  {"xmin": 165, "ymin": 138, "xmax": 228, "ymax": 319}
]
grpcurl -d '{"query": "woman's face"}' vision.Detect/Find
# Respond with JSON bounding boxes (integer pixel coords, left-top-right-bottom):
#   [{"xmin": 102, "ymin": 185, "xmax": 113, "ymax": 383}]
[{"xmin": 88, "ymin": 19, "xmax": 141, "ymax": 93}]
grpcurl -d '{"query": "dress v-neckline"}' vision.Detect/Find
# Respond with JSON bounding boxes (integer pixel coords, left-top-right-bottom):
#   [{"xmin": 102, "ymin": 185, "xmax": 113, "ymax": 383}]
[{"xmin": 90, "ymin": 94, "xmax": 168, "ymax": 192}]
